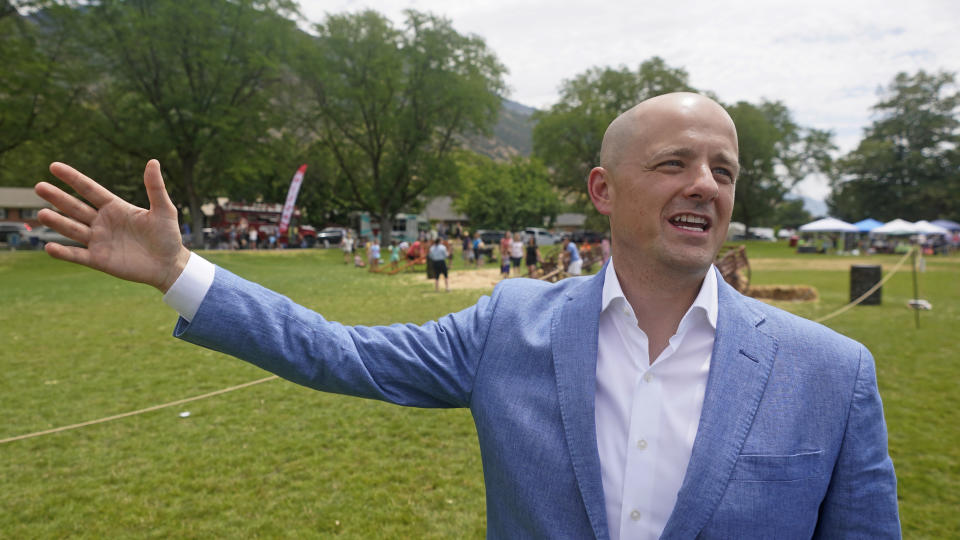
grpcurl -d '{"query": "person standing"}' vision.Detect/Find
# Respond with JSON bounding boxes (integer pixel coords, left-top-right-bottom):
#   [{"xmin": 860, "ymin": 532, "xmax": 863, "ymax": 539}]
[
  {"xmin": 369, "ymin": 239, "xmax": 381, "ymax": 272},
  {"xmin": 499, "ymin": 232, "xmax": 512, "ymax": 264},
  {"xmin": 462, "ymin": 232, "xmax": 474, "ymax": 265},
  {"xmin": 427, "ymin": 237, "xmax": 449, "ymax": 292},
  {"xmin": 388, "ymin": 240, "xmax": 400, "ymax": 272},
  {"xmin": 472, "ymin": 231, "xmax": 484, "ymax": 267},
  {"xmin": 509, "ymin": 234, "xmax": 524, "ymax": 275},
  {"xmin": 563, "ymin": 236, "xmax": 582, "ymax": 276},
  {"xmin": 525, "ymin": 236, "xmax": 540, "ymax": 277},
  {"xmin": 341, "ymin": 231, "xmax": 354, "ymax": 264}
]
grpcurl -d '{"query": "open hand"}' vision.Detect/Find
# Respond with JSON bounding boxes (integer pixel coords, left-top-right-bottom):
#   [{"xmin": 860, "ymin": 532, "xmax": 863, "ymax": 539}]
[{"xmin": 34, "ymin": 160, "xmax": 190, "ymax": 292}]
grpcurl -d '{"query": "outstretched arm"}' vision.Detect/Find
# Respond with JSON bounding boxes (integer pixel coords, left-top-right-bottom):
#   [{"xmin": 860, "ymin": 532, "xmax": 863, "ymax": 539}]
[{"xmin": 34, "ymin": 160, "xmax": 190, "ymax": 292}]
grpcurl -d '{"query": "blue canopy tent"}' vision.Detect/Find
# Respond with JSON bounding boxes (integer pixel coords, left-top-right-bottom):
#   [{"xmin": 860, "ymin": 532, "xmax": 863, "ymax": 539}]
[
  {"xmin": 931, "ymin": 219, "xmax": 960, "ymax": 232},
  {"xmin": 853, "ymin": 218, "xmax": 884, "ymax": 232}
]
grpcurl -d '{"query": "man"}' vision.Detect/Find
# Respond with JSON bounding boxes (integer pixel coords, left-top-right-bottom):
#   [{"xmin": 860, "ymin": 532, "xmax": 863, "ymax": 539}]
[
  {"xmin": 34, "ymin": 93, "xmax": 899, "ymax": 539},
  {"xmin": 428, "ymin": 237, "xmax": 450, "ymax": 292},
  {"xmin": 563, "ymin": 235, "xmax": 582, "ymax": 276}
]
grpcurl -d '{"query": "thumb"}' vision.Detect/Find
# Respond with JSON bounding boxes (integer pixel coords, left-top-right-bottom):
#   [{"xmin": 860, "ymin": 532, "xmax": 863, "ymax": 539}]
[{"xmin": 143, "ymin": 159, "xmax": 177, "ymax": 217}]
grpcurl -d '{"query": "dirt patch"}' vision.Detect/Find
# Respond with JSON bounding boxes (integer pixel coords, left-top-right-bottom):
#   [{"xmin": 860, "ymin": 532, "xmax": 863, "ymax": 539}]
[{"xmin": 399, "ymin": 267, "xmax": 506, "ymax": 291}]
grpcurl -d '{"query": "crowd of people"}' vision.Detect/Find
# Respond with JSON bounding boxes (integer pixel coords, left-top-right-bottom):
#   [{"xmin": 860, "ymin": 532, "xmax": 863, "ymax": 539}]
[
  {"xmin": 336, "ymin": 226, "xmax": 612, "ymax": 288},
  {"xmin": 190, "ymin": 223, "xmax": 309, "ymax": 250}
]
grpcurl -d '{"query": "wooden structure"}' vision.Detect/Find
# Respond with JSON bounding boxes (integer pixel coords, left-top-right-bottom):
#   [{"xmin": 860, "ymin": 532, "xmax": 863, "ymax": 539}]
[
  {"xmin": 536, "ymin": 246, "xmax": 604, "ymax": 283},
  {"xmin": 714, "ymin": 244, "xmax": 751, "ymax": 293}
]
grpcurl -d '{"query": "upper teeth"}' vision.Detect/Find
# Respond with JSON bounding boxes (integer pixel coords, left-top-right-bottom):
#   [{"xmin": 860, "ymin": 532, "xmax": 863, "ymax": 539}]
[{"xmin": 674, "ymin": 215, "xmax": 706, "ymax": 225}]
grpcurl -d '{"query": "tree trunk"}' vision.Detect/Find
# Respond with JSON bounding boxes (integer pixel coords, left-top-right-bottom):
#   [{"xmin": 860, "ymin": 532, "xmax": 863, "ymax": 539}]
[
  {"xmin": 182, "ymin": 157, "xmax": 205, "ymax": 249},
  {"xmin": 379, "ymin": 214, "xmax": 393, "ymax": 247}
]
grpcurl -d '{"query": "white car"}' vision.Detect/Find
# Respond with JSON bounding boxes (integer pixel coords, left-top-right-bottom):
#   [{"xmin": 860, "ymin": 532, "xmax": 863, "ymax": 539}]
[
  {"xmin": 522, "ymin": 227, "xmax": 558, "ymax": 246},
  {"xmin": 30, "ymin": 225, "xmax": 86, "ymax": 248}
]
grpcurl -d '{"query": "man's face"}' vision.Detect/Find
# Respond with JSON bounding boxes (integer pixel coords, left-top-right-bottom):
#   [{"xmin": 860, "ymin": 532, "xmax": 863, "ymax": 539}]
[{"xmin": 590, "ymin": 95, "xmax": 739, "ymax": 276}]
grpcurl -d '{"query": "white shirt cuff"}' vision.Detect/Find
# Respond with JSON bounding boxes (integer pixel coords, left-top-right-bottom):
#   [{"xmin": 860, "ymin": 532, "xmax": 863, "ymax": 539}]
[{"xmin": 162, "ymin": 252, "xmax": 215, "ymax": 322}]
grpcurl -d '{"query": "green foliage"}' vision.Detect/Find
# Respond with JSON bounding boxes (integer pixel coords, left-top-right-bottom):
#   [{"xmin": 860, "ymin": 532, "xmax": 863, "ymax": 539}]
[
  {"xmin": 0, "ymin": 2, "xmax": 87, "ymax": 185},
  {"xmin": 296, "ymin": 10, "xmax": 506, "ymax": 244},
  {"xmin": 728, "ymin": 100, "xmax": 836, "ymax": 230},
  {"xmin": 771, "ymin": 197, "xmax": 812, "ymax": 229},
  {"xmin": 532, "ymin": 60, "xmax": 835, "ymax": 233},
  {"xmin": 829, "ymin": 70, "xmax": 960, "ymax": 221},
  {"xmin": 453, "ymin": 154, "xmax": 560, "ymax": 230},
  {"xmin": 532, "ymin": 57, "xmax": 696, "ymax": 201},
  {"xmin": 73, "ymin": 0, "xmax": 304, "ymax": 234}
]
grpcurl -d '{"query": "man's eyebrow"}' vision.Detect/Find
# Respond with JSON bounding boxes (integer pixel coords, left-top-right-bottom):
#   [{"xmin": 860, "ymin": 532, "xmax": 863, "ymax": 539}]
[
  {"xmin": 649, "ymin": 147, "xmax": 697, "ymax": 161},
  {"xmin": 713, "ymin": 151, "xmax": 740, "ymax": 175}
]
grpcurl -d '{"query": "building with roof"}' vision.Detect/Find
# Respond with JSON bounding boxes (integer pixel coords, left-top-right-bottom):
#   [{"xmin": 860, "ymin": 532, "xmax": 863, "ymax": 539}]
[{"xmin": 0, "ymin": 187, "xmax": 52, "ymax": 226}]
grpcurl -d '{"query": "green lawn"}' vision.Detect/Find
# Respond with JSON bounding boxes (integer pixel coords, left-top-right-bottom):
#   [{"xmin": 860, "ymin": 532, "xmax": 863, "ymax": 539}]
[{"xmin": 1, "ymin": 243, "xmax": 957, "ymax": 538}]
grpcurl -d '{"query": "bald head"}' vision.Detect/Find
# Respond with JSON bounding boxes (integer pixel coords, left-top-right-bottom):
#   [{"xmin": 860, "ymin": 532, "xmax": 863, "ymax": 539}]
[{"xmin": 599, "ymin": 93, "xmax": 739, "ymax": 172}]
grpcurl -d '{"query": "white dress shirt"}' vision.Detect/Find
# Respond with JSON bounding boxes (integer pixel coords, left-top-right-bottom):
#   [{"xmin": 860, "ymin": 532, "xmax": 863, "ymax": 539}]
[
  {"xmin": 162, "ymin": 252, "xmax": 215, "ymax": 322},
  {"xmin": 164, "ymin": 253, "xmax": 718, "ymax": 540},
  {"xmin": 596, "ymin": 259, "xmax": 717, "ymax": 540}
]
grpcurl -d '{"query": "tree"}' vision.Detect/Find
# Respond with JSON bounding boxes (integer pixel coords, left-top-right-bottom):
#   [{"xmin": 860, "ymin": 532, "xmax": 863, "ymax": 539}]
[
  {"xmin": 0, "ymin": 1, "xmax": 85, "ymax": 185},
  {"xmin": 727, "ymin": 100, "xmax": 835, "ymax": 232},
  {"xmin": 74, "ymin": 0, "xmax": 303, "ymax": 235},
  {"xmin": 296, "ymin": 10, "xmax": 506, "ymax": 245},
  {"xmin": 453, "ymin": 154, "xmax": 560, "ymax": 230},
  {"xmin": 771, "ymin": 198, "xmax": 812, "ymax": 229},
  {"xmin": 829, "ymin": 70, "xmax": 960, "ymax": 221},
  {"xmin": 532, "ymin": 57, "xmax": 697, "ymax": 202}
]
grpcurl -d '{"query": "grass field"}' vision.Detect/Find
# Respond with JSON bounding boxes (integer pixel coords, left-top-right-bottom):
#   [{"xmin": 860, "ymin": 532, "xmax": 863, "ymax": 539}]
[{"xmin": 2, "ymin": 242, "xmax": 958, "ymax": 538}]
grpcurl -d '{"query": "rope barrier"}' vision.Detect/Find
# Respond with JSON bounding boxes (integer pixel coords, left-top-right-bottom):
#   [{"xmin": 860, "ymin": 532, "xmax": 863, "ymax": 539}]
[
  {"xmin": 0, "ymin": 375, "xmax": 278, "ymax": 445},
  {"xmin": 813, "ymin": 247, "xmax": 916, "ymax": 323}
]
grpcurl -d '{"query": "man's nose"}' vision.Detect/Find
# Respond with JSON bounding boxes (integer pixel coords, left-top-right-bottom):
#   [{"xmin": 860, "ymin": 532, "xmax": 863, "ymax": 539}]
[{"xmin": 685, "ymin": 163, "xmax": 720, "ymax": 201}]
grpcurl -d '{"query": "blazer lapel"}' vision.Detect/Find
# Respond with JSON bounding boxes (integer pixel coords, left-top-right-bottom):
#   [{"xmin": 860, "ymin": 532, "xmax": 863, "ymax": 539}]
[
  {"xmin": 551, "ymin": 267, "xmax": 610, "ymax": 540},
  {"xmin": 661, "ymin": 270, "xmax": 779, "ymax": 539}
]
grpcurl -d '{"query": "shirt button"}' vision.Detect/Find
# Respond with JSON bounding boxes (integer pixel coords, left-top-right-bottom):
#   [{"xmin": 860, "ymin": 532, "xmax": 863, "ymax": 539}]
[
  {"xmin": 643, "ymin": 372, "xmax": 653, "ymax": 383},
  {"xmin": 630, "ymin": 509, "xmax": 642, "ymax": 521},
  {"xmin": 637, "ymin": 439, "xmax": 648, "ymax": 450}
]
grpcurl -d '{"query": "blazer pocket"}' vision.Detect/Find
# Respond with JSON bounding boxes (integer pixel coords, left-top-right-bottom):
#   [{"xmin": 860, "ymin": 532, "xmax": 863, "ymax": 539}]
[{"xmin": 730, "ymin": 450, "xmax": 823, "ymax": 482}]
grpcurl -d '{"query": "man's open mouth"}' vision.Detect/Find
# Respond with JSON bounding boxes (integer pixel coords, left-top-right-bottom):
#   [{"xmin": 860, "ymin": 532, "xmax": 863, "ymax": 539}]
[{"xmin": 669, "ymin": 214, "xmax": 710, "ymax": 232}]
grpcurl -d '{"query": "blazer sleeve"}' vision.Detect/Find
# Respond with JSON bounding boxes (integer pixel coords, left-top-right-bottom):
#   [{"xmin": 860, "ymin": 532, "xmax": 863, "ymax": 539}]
[
  {"xmin": 813, "ymin": 345, "xmax": 901, "ymax": 538},
  {"xmin": 172, "ymin": 265, "xmax": 495, "ymax": 408}
]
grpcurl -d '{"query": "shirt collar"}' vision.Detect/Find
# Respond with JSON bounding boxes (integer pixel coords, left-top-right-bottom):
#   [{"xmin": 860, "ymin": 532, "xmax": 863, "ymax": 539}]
[{"xmin": 601, "ymin": 258, "xmax": 718, "ymax": 330}]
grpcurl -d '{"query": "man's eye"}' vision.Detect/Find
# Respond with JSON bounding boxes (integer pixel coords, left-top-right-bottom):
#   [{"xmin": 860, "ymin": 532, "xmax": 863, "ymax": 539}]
[
  {"xmin": 660, "ymin": 160, "xmax": 683, "ymax": 168},
  {"xmin": 713, "ymin": 167, "xmax": 734, "ymax": 182}
]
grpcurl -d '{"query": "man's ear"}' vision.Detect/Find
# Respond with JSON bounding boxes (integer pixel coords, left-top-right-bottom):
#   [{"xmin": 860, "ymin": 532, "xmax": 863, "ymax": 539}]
[{"xmin": 587, "ymin": 167, "xmax": 613, "ymax": 216}]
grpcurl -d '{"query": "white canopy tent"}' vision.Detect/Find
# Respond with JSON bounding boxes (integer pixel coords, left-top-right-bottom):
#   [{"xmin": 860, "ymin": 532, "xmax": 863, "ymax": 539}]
[
  {"xmin": 798, "ymin": 217, "xmax": 859, "ymax": 233},
  {"xmin": 870, "ymin": 219, "xmax": 918, "ymax": 236},
  {"xmin": 913, "ymin": 220, "xmax": 951, "ymax": 235}
]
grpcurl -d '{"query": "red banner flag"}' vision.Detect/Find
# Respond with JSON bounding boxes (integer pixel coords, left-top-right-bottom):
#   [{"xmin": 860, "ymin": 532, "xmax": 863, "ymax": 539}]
[{"xmin": 278, "ymin": 164, "xmax": 307, "ymax": 236}]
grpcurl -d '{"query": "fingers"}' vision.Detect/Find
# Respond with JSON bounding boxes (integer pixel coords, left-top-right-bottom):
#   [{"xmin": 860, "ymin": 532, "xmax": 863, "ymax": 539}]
[
  {"xmin": 49, "ymin": 162, "xmax": 117, "ymax": 209},
  {"xmin": 36, "ymin": 208, "xmax": 91, "ymax": 246},
  {"xmin": 143, "ymin": 159, "xmax": 177, "ymax": 218},
  {"xmin": 44, "ymin": 242, "xmax": 92, "ymax": 268},
  {"xmin": 34, "ymin": 181, "xmax": 99, "ymax": 226}
]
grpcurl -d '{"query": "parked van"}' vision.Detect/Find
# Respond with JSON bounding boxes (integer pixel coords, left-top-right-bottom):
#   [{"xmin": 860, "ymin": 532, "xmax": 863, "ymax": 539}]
[{"xmin": 522, "ymin": 227, "xmax": 558, "ymax": 246}]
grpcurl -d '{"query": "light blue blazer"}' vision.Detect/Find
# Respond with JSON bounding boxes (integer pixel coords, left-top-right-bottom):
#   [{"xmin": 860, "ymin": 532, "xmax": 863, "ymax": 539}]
[{"xmin": 175, "ymin": 263, "xmax": 900, "ymax": 539}]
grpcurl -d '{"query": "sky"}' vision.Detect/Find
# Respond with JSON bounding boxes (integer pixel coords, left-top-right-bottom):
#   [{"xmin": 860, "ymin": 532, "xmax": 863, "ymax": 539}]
[{"xmin": 298, "ymin": 0, "xmax": 960, "ymax": 204}]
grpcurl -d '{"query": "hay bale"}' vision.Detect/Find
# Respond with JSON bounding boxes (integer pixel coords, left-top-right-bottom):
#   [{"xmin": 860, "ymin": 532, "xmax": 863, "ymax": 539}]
[{"xmin": 746, "ymin": 285, "xmax": 819, "ymax": 302}]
